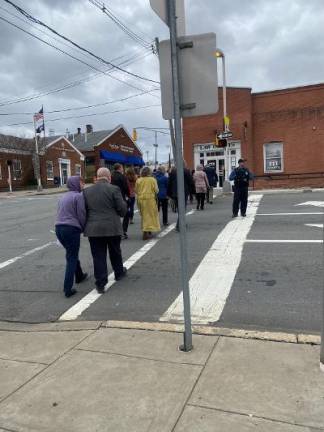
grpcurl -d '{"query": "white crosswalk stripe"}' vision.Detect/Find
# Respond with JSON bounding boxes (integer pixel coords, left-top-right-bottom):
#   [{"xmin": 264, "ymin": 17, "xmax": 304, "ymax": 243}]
[{"xmin": 160, "ymin": 195, "xmax": 263, "ymax": 325}]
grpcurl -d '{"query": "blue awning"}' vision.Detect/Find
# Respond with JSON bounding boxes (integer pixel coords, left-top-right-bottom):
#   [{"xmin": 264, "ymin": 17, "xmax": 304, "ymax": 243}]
[{"xmin": 100, "ymin": 150, "xmax": 145, "ymax": 166}]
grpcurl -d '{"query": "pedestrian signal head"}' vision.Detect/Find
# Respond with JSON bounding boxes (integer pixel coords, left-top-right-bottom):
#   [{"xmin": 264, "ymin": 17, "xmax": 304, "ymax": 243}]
[{"xmin": 217, "ymin": 138, "xmax": 227, "ymax": 148}]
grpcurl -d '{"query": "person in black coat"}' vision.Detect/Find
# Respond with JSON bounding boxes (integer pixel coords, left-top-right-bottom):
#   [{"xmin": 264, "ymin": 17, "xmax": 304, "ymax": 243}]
[
  {"xmin": 111, "ymin": 163, "xmax": 130, "ymax": 239},
  {"xmin": 229, "ymin": 158, "xmax": 254, "ymax": 217},
  {"xmin": 204, "ymin": 164, "xmax": 218, "ymax": 204},
  {"xmin": 167, "ymin": 164, "xmax": 194, "ymax": 230}
]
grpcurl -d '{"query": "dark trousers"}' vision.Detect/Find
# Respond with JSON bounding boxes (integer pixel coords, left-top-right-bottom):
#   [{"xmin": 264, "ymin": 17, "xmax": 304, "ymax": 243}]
[
  {"xmin": 128, "ymin": 197, "xmax": 136, "ymax": 220},
  {"xmin": 175, "ymin": 195, "xmax": 188, "ymax": 230},
  {"xmin": 122, "ymin": 212, "xmax": 130, "ymax": 234},
  {"xmin": 158, "ymin": 198, "xmax": 169, "ymax": 225},
  {"xmin": 55, "ymin": 225, "xmax": 84, "ymax": 294},
  {"xmin": 196, "ymin": 193, "xmax": 205, "ymax": 210},
  {"xmin": 232, "ymin": 186, "xmax": 249, "ymax": 216},
  {"xmin": 88, "ymin": 236, "xmax": 124, "ymax": 288}
]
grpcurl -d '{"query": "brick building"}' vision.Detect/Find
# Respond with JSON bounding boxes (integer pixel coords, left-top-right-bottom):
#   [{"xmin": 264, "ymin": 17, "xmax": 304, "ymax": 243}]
[
  {"xmin": 183, "ymin": 83, "xmax": 324, "ymax": 189},
  {"xmin": 70, "ymin": 124, "xmax": 144, "ymax": 182},
  {"xmin": 0, "ymin": 134, "xmax": 84, "ymax": 191},
  {"xmin": 0, "ymin": 124, "xmax": 143, "ymax": 191}
]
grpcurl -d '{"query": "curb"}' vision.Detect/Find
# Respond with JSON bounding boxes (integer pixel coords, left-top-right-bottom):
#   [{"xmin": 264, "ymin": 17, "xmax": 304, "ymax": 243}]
[{"xmin": 0, "ymin": 319, "xmax": 320, "ymax": 345}]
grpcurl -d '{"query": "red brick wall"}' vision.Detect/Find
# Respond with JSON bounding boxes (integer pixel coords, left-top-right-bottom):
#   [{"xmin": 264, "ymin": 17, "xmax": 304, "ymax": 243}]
[
  {"xmin": 95, "ymin": 128, "xmax": 142, "ymax": 168},
  {"xmin": 183, "ymin": 87, "xmax": 253, "ymax": 170},
  {"xmin": 40, "ymin": 138, "xmax": 84, "ymax": 187},
  {"xmin": 0, "ymin": 152, "xmax": 34, "ymax": 191},
  {"xmin": 252, "ymin": 84, "xmax": 324, "ymax": 181},
  {"xmin": 183, "ymin": 83, "xmax": 324, "ymax": 189}
]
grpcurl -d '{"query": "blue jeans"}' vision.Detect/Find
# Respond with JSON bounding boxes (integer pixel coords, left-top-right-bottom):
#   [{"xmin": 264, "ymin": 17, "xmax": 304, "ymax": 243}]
[{"xmin": 56, "ymin": 225, "xmax": 84, "ymax": 294}]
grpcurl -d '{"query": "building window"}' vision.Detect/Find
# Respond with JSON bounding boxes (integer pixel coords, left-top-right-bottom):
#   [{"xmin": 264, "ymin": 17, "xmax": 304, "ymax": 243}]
[
  {"xmin": 200, "ymin": 159, "xmax": 204, "ymax": 166},
  {"xmin": 12, "ymin": 160, "xmax": 22, "ymax": 180},
  {"xmin": 264, "ymin": 142, "xmax": 284, "ymax": 173},
  {"xmin": 200, "ymin": 153, "xmax": 204, "ymax": 157},
  {"xmin": 75, "ymin": 164, "xmax": 81, "ymax": 176},
  {"xmin": 46, "ymin": 161, "xmax": 54, "ymax": 180}
]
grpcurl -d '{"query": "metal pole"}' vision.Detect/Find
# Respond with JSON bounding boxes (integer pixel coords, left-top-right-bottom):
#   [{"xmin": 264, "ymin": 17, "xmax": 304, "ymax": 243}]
[
  {"xmin": 154, "ymin": 131, "xmax": 158, "ymax": 170},
  {"xmin": 168, "ymin": 119, "xmax": 177, "ymax": 161},
  {"xmin": 220, "ymin": 53, "xmax": 231, "ymax": 192},
  {"xmin": 321, "ymin": 219, "xmax": 324, "ymax": 371},
  {"xmin": 222, "ymin": 56, "xmax": 227, "ymax": 131},
  {"xmin": 167, "ymin": 0, "xmax": 193, "ymax": 352},
  {"xmin": 33, "ymin": 118, "xmax": 42, "ymax": 192},
  {"xmin": 8, "ymin": 164, "xmax": 12, "ymax": 193}
]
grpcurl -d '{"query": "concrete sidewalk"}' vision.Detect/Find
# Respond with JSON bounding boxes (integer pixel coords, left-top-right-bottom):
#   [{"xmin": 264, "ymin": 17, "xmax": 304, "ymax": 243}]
[
  {"xmin": 0, "ymin": 186, "xmax": 67, "ymax": 199},
  {"xmin": 0, "ymin": 322, "xmax": 323, "ymax": 431}
]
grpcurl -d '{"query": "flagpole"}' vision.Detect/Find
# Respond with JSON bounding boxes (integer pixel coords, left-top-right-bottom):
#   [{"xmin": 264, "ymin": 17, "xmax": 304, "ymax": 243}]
[{"xmin": 33, "ymin": 116, "xmax": 42, "ymax": 192}]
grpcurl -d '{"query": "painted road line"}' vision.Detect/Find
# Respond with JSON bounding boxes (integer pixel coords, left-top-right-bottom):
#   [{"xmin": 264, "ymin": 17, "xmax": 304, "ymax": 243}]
[
  {"xmin": 245, "ymin": 239, "xmax": 322, "ymax": 243},
  {"xmin": 59, "ymin": 211, "xmax": 195, "ymax": 321},
  {"xmin": 0, "ymin": 242, "xmax": 55, "ymax": 270},
  {"xmin": 305, "ymin": 224, "xmax": 323, "ymax": 229},
  {"xmin": 257, "ymin": 212, "xmax": 324, "ymax": 216},
  {"xmin": 296, "ymin": 201, "xmax": 324, "ymax": 207},
  {"xmin": 160, "ymin": 194, "xmax": 263, "ymax": 325}
]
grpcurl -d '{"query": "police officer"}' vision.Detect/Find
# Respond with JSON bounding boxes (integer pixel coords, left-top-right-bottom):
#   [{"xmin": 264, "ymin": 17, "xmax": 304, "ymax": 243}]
[{"xmin": 229, "ymin": 159, "xmax": 253, "ymax": 218}]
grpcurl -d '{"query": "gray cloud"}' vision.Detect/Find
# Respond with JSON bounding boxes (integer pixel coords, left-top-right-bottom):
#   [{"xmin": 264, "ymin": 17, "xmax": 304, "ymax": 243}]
[{"xmin": 0, "ymin": 0, "xmax": 323, "ymax": 161}]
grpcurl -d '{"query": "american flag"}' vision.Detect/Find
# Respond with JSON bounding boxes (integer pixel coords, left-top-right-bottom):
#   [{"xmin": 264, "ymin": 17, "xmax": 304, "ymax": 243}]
[{"xmin": 34, "ymin": 107, "xmax": 45, "ymax": 134}]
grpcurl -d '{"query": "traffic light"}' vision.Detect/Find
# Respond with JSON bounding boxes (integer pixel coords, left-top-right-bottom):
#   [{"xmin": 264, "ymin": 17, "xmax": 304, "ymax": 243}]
[
  {"xmin": 217, "ymin": 138, "xmax": 227, "ymax": 148},
  {"xmin": 132, "ymin": 128, "xmax": 137, "ymax": 141}
]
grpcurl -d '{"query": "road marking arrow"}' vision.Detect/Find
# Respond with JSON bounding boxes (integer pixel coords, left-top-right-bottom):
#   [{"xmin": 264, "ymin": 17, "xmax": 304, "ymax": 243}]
[{"xmin": 296, "ymin": 201, "xmax": 324, "ymax": 207}]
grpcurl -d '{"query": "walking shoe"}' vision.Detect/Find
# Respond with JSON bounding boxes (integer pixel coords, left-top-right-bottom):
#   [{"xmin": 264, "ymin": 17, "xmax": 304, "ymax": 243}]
[
  {"xmin": 143, "ymin": 232, "xmax": 150, "ymax": 240},
  {"xmin": 65, "ymin": 289, "xmax": 77, "ymax": 298},
  {"xmin": 163, "ymin": 222, "xmax": 169, "ymax": 226},
  {"xmin": 130, "ymin": 219, "xmax": 134, "ymax": 224},
  {"xmin": 96, "ymin": 286, "xmax": 105, "ymax": 294},
  {"xmin": 241, "ymin": 214, "xmax": 246, "ymax": 217},
  {"xmin": 232, "ymin": 214, "xmax": 238, "ymax": 218},
  {"xmin": 75, "ymin": 273, "xmax": 88, "ymax": 284},
  {"xmin": 123, "ymin": 233, "xmax": 128, "ymax": 240},
  {"xmin": 115, "ymin": 267, "xmax": 127, "ymax": 281}
]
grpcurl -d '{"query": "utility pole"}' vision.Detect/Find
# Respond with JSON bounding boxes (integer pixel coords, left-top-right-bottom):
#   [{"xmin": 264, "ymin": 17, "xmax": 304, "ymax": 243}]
[
  {"xmin": 153, "ymin": 130, "xmax": 158, "ymax": 169},
  {"xmin": 33, "ymin": 129, "xmax": 42, "ymax": 192},
  {"xmin": 321, "ymin": 222, "xmax": 324, "ymax": 371},
  {"xmin": 167, "ymin": 0, "xmax": 193, "ymax": 352},
  {"xmin": 146, "ymin": 150, "xmax": 149, "ymax": 164}
]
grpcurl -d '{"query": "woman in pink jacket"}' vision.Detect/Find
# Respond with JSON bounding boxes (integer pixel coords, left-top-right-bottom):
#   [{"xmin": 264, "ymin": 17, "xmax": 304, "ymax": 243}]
[{"xmin": 193, "ymin": 165, "xmax": 210, "ymax": 210}]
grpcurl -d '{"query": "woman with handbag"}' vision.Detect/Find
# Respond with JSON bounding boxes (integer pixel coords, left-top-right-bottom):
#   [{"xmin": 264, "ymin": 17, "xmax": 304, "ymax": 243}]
[{"xmin": 193, "ymin": 165, "xmax": 210, "ymax": 210}]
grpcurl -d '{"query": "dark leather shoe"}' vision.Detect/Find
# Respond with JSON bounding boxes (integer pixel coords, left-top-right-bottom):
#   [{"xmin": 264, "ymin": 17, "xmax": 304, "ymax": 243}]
[
  {"xmin": 96, "ymin": 286, "xmax": 105, "ymax": 294},
  {"xmin": 76, "ymin": 273, "xmax": 88, "ymax": 284},
  {"xmin": 65, "ymin": 289, "xmax": 77, "ymax": 298},
  {"xmin": 115, "ymin": 267, "xmax": 127, "ymax": 281}
]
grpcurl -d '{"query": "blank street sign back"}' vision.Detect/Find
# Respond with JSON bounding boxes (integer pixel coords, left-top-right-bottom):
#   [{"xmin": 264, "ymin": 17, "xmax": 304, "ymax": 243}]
[{"xmin": 159, "ymin": 32, "xmax": 219, "ymax": 120}]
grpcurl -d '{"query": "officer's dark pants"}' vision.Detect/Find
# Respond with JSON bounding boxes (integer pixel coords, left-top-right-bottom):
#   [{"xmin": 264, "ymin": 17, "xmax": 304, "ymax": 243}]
[
  {"xmin": 88, "ymin": 236, "xmax": 124, "ymax": 288},
  {"xmin": 232, "ymin": 186, "xmax": 248, "ymax": 216}
]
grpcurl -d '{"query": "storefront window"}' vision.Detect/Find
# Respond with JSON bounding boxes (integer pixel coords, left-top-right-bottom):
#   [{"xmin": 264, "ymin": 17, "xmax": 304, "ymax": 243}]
[
  {"xmin": 12, "ymin": 160, "xmax": 22, "ymax": 180},
  {"xmin": 46, "ymin": 161, "xmax": 54, "ymax": 180},
  {"xmin": 264, "ymin": 142, "xmax": 284, "ymax": 173}
]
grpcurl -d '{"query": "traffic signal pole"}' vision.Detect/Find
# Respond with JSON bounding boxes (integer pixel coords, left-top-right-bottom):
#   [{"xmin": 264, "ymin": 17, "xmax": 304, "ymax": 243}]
[{"xmin": 167, "ymin": 0, "xmax": 193, "ymax": 352}]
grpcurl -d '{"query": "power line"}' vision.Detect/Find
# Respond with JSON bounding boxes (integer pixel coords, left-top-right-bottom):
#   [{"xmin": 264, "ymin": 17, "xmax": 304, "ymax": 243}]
[
  {"xmin": 1, "ymin": 104, "xmax": 161, "ymax": 127},
  {"xmin": 0, "ymin": 49, "xmax": 158, "ymax": 107},
  {"xmin": 3, "ymin": 0, "xmax": 160, "ymax": 84},
  {"xmin": 0, "ymin": 14, "xmax": 159, "ymax": 104},
  {"xmin": 88, "ymin": 0, "xmax": 152, "ymax": 49},
  {"xmin": 0, "ymin": 89, "xmax": 160, "ymax": 115}
]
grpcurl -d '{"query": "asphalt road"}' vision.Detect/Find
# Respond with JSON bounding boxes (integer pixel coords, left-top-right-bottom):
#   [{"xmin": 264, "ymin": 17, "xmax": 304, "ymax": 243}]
[{"xmin": 0, "ymin": 190, "xmax": 323, "ymax": 334}]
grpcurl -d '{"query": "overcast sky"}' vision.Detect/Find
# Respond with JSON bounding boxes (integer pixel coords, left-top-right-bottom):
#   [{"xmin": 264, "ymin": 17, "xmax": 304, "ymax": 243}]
[{"xmin": 0, "ymin": 0, "xmax": 323, "ymax": 162}]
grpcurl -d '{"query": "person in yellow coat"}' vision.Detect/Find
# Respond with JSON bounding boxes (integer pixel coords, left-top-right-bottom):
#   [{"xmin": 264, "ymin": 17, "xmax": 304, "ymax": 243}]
[{"xmin": 135, "ymin": 166, "xmax": 160, "ymax": 240}]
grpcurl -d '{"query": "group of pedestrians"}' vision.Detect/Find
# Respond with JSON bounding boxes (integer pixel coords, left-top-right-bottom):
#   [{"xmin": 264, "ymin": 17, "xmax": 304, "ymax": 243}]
[{"xmin": 55, "ymin": 158, "xmax": 253, "ymax": 298}]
